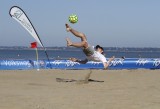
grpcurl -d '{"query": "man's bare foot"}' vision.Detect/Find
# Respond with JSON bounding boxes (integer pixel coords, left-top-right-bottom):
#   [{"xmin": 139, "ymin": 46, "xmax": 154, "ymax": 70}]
[
  {"xmin": 66, "ymin": 38, "xmax": 72, "ymax": 46},
  {"xmin": 65, "ymin": 24, "xmax": 71, "ymax": 32},
  {"xmin": 69, "ymin": 57, "xmax": 78, "ymax": 62}
]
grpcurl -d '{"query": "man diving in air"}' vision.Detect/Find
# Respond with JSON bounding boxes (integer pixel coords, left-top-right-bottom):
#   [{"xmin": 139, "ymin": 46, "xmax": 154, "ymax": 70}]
[{"xmin": 65, "ymin": 24, "xmax": 115, "ymax": 69}]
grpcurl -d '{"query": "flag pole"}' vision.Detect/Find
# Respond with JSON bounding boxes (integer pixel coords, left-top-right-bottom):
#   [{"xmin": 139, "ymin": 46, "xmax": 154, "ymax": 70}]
[{"xmin": 30, "ymin": 42, "xmax": 40, "ymax": 71}]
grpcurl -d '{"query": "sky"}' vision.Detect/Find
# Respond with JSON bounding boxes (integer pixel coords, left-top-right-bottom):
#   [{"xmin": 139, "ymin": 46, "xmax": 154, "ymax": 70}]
[{"xmin": 0, "ymin": 0, "xmax": 160, "ymax": 47}]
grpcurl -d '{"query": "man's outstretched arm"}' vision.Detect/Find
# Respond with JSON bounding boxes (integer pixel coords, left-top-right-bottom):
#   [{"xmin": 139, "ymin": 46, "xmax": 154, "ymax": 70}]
[{"xmin": 103, "ymin": 56, "xmax": 115, "ymax": 70}]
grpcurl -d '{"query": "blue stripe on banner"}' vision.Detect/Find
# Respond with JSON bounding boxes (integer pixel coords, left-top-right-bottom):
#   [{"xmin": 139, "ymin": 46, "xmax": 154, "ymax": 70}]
[{"xmin": 0, "ymin": 58, "xmax": 160, "ymax": 70}]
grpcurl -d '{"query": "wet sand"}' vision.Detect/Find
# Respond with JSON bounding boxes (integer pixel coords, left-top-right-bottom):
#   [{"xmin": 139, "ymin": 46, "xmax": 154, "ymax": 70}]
[{"xmin": 0, "ymin": 69, "xmax": 160, "ymax": 109}]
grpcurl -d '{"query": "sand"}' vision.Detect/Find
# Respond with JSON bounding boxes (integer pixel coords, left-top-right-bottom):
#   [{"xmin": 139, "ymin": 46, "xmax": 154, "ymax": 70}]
[{"xmin": 0, "ymin": 69, "xmax": 160, "ymax": 109}]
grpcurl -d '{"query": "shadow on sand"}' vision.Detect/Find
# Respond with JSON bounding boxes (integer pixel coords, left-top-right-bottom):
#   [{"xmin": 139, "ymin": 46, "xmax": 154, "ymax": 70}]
[{"xmin": 56, "ymin": 70, "xmax": 104, "ymax": 84}]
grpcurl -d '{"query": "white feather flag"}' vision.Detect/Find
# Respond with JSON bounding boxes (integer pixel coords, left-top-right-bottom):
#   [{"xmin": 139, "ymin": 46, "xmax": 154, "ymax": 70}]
[
  {"xmin": 9, "ymin": 6, "xmax": 43, "ymax": 47},
  {"xmin": 9, "ymin": 6, "xmax": 52, "ymax": 69}
]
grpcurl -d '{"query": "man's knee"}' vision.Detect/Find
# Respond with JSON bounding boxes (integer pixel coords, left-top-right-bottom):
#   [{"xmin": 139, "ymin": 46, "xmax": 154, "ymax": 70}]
[
  {"xmin": 82, "ymin": 41, "xmax": 88, "ymax": 48},
  {"xmin": 81, "ymin": 33, "xmax": 85, "ymax": 37},
  {"xmin": 80, "ymin": 33, "xmax": 87, "ymax": 41}
]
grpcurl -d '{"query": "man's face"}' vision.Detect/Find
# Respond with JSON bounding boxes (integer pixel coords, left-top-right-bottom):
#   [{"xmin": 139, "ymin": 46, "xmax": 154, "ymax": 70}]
[{"xmin": 97, "ymin": 48, "xmax": 103, "ymax": 54}]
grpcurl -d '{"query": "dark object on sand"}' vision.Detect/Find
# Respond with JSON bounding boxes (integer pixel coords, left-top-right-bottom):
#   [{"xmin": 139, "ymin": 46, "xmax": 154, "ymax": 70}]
[{"xmin": 56, "ymin": 70, "xmax": 104, "ymax": 84}]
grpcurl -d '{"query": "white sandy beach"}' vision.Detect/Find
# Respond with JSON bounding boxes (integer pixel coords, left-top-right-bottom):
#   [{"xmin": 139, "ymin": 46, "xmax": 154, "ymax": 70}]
[{"xmin": 0, "ymin": 69, "xmax": 160, "ymax": 109}]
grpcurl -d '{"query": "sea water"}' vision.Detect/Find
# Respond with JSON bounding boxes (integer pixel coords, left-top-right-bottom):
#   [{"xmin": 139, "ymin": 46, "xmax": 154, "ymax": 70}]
[{"xmin": 0, "ymin": 47, "xmax": 159, "ymax": 60}]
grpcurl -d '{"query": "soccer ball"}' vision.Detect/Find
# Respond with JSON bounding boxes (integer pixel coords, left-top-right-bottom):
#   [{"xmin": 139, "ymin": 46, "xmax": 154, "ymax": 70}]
[{"xmin": 69, "ymin": 14, "xmax": 78, "ymax": 24}]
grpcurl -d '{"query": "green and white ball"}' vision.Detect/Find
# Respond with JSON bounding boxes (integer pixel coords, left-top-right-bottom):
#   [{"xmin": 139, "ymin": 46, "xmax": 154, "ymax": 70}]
[{"xmin": 69, "ymin": 14, "xmax": 78, "ymax": 24}]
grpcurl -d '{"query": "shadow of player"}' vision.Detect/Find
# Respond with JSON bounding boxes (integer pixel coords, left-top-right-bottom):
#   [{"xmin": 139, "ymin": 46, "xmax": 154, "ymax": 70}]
[
  {"xmin": 56, "ymin": 78, "xmax": 104, "ymax": 83},
  {"xmin": 56, "ymin": 70, "xmax": 104, "ymax": 84}
]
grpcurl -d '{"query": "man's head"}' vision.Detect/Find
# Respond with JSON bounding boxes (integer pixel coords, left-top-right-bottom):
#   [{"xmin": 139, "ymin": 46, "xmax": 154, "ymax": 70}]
[{"xmin": 95, "ymin": 45, "xmax": 104, "ymax": 54}]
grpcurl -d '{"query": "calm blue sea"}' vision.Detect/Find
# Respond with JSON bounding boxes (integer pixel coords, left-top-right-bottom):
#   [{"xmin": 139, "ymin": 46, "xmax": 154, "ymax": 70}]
[{"xmin": 0, "ymin": 47, "xmax": 159, "ymax": 60}]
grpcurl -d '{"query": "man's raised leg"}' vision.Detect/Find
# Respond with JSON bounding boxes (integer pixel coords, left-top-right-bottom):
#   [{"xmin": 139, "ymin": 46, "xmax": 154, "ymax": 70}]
[
  {"xmin": 66, "ymin": 38, "xmax": 87, "ymax": 48},
  {"xmin": 65, "ymin": 24, "xmax": 88, "ymax": 48},
  {"xmin": 65, "ymin": 24, "xmax": 87, "ymax": 42}
]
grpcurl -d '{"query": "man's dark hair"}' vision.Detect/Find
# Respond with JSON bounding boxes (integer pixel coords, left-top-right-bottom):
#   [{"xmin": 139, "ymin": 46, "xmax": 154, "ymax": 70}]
[
  {"xmin": 95, "ymin": 45, "xmax": 104, "ymax": 51},
  {"xmin": 95, "ymin": 45, "xmax": 104, "ymax": 54}
]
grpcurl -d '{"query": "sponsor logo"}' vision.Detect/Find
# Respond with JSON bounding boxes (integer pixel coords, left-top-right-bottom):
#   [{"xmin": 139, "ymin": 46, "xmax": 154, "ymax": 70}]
[
  {"xmin": 13, "ymin": 9, "xmax": 33, "ymax": 33},
  {"xmin": 65, "ymin": 60, "xmax": 80, "ymax": 67},
  {"xmin": 13, "ymin": 10, "xmax": 23, "ymax": 19},
  {"xmin": 136, "ymin": 59, "xmax": 149, "ymax": 66},
  {"xmin": 51, "ymin": 60, "xmax": 80, "ymax": 67},
  {"xmin": 110, "ymin": 59, "xmax": 124, "ymax": 66},
  {"xmin": 51, "ymin": 60, "xmax": 63, "ymax": 65},
  {"xmin": 153, "ymin": 59, "xmax": 160, "ymax": 67},
  {"xmin": 1, "ymin": 60, "xmax": 31, "ymax": 67}
]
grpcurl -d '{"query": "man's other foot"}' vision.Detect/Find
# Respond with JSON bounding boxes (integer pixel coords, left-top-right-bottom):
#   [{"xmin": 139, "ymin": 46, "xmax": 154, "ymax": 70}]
[
  {"xmin": 65, "ymin": 24, "xmax": 71, "ymax": 32},
  {"xmin": 66, "ymin": 38, "xmax": 72, "ymax": 46},
  {"xmin": 69, "ymin": 57, "xmax": 78, "ymax": 62}
]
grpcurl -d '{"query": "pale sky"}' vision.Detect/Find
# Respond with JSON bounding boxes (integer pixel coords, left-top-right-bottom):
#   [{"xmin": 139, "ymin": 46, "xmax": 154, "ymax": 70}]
[{"xmin": 0, "ymin": 0, "xmax": 160, "ymax": 47}]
